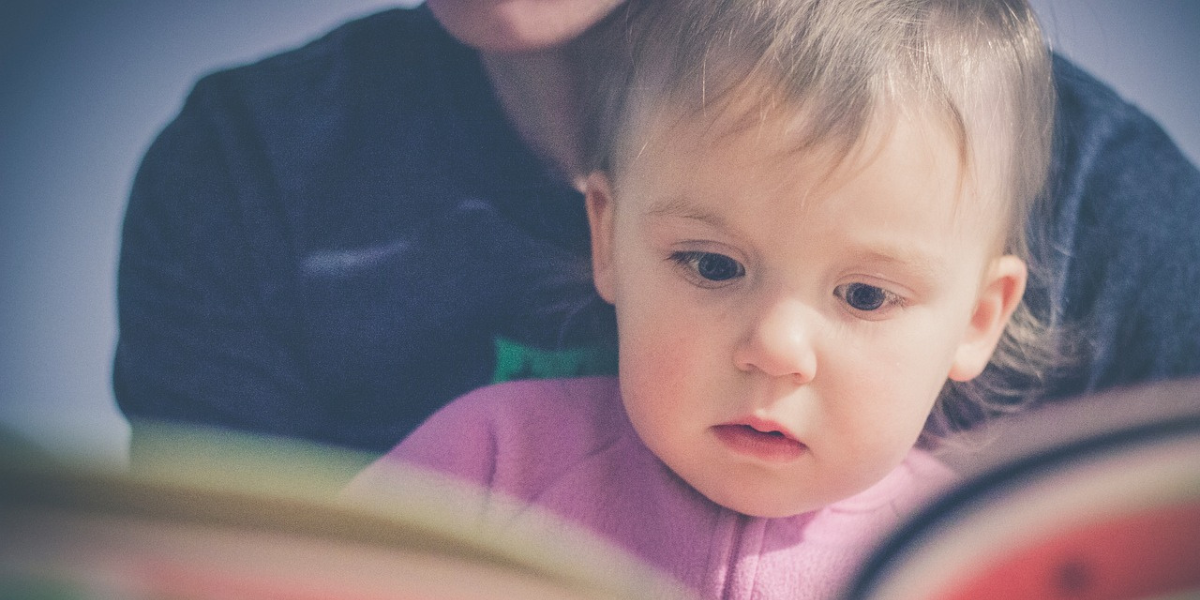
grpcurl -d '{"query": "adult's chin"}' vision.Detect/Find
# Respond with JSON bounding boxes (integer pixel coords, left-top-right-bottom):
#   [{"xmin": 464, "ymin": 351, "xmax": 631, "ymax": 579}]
[{"xmin": 427, "ymin": 0, "xmax": 626, "ymax": 54}]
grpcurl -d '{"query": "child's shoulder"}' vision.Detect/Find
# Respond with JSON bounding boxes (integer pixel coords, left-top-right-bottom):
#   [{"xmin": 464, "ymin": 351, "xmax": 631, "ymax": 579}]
[
  {"xmin": 370, "ymin": 377, "xmax": 631, "ymax": 497},
  {"xmin": 438, "ymin": 376, "xmax": 625, "ymax": 436}
]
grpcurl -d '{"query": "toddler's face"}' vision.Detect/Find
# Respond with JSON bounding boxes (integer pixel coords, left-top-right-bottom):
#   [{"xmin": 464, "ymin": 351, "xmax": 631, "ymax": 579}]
[{"xmin": 586, "ymin": 105, "xmax": 1026, "ymax": 517}]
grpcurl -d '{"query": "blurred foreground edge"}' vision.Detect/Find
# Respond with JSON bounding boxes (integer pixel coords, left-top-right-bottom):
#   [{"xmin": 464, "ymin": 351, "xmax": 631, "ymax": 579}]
[
  {"xmin": 7, "ymin": 377, "xmax": 1199, "ymax": 600},
  {"xmin": 0, "ymin": 422, "xmax": 693, "ymax": 600},
  {"xmin": 847, "ymin": 377, "xmax": 1200, "ymax": 600}
]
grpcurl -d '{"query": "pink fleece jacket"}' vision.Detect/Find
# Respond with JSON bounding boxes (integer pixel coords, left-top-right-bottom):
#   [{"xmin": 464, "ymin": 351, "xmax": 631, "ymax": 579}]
[{"xmin": 349, "ymin": 377, "xmax": 955, "ymax": 599}]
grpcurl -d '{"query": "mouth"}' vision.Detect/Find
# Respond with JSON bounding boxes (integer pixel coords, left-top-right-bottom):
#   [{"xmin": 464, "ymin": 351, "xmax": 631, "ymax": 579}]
[{"xmin": 712, "ymin": 419, "xmax": 806, "ymax": 463}]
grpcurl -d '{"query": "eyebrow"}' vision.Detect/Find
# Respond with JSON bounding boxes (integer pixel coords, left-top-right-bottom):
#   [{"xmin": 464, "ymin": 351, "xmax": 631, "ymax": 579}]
[
  {"xmin": 643, "ymin": 196, "xmax": 730, "ymax": 230},
  {"xmin": 846, "ymin": 244, "xmax": 947, "ymax": 282}
]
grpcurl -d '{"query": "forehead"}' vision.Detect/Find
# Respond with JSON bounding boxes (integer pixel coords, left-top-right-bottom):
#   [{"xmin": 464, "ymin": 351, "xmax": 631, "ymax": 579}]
[
  {"xmin": 620, "ymin": 97, "xmax": 954, "ymax": 195},
  {"xmin": 614, "ymin": 99, "xmax": 1007, "ymax": 252}
]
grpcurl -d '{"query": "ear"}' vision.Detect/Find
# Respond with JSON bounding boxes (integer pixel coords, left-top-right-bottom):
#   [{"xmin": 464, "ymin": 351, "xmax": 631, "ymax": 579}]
[
  {"xmin": 947, "ymin": 255, "xmax": 1027, "ymax": 382},
  {"xmin": 585, "ymin": 171, "xmax": 618, "ymax": 304}
]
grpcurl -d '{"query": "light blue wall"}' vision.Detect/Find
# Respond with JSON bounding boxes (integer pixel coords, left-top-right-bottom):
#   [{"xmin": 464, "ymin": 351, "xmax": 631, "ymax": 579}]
[
  {"xmin": 1029, "ymin": 0, "xmax": 1200, "ymax": 164},
  {"xmin": 0, "ymin": 1, "xmax": 406, "ymax": 467},
  {"xmin": 1, "ymin": 1, "xmax": 1196, "ymax": 468}
]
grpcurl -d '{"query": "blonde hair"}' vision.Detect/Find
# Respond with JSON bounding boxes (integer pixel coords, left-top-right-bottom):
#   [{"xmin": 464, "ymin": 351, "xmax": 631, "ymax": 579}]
[{"xmin": 579, "ymin": 0, "xmax": 1064, "ymax": 441}]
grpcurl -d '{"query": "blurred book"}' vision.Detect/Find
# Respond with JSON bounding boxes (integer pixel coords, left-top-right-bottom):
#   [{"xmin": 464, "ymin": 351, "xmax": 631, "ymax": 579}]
[
  {"xmin": 847, "ymin": 378, "xmax": 1200, "ymax": 600},
  {"xmin": 5, "ymin": 378, "xmax": 1200, "ymax": 600},
  {"xmin": 0, "ymin": 424, "xmax": 692, "ymax": 600}
]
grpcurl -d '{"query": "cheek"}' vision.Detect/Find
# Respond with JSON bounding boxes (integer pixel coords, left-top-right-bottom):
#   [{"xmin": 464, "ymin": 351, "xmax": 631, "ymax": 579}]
[
  {"xmin": 824, "ymin": 323, "xmax": 953, "ymax": 454},
  {"xmin": 885, "ymin": 308, "xmax": 968, "ymax": 382},
  {"xmin": 824, "ymin": 376, "xmax": 937, "ymax": 494},
  {"xmin": 611, "ymin": 253, "xmax": 704, "ymax": 374},
  {"xmin": 616, "ymin": 320, "xmax": 691, "ymax": 455},
  {"xmin": 613, "ymin": 287, "xmax": 719, "ymax": 428},
  {"xmin": 617, "ymin": 304, "xmax": 695, "ymax": 388}
]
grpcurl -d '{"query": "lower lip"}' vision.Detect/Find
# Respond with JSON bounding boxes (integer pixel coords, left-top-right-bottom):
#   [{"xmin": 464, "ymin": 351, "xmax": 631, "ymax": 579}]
[{"xmin": 712, "ymin": 424, "xmax": 807, "ymax": 462}]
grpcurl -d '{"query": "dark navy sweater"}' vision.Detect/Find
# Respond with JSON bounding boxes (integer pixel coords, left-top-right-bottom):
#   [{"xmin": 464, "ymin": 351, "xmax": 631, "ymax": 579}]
[{"xmin": 115, "ymin": 6, "xmax": 1200, "ymax": 455}]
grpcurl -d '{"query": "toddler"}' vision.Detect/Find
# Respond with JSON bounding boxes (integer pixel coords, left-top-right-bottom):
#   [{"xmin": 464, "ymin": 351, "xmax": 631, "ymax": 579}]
[{"xmin": 348, "ymin": 0, "xmax": 1058, "ymax": 597}]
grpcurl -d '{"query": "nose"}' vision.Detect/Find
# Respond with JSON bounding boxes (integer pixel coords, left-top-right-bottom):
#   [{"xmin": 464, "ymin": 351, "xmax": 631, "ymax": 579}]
[{"xmin": 733, "ymin": 298, "xmax": 818, "ymax": 383}]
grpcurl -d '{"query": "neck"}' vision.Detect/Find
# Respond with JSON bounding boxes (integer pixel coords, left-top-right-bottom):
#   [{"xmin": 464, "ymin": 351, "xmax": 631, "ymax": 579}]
[{"xmin": 481, "ymin": 48, "xmax": 587, "ymax": 191}]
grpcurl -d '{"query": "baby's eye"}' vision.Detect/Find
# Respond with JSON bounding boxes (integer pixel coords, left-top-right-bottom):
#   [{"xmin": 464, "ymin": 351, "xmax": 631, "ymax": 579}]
[
  {"xmin": 834, "ymin": 282, "xmax": 902, "ymax": 314},
  {"xmin": 670, "ymin": 251, "xmax": 745, "ymax": 284}
]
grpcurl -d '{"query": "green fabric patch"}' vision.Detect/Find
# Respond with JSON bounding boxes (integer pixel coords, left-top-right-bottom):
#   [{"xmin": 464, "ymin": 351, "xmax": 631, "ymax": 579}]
[
  {"xmin": 492, "ymin": 336, "xmax": 618, "ymax": 383},
  {"xmin": 0, "ymin": 576, "xmax": 88, "ymax": 600}
]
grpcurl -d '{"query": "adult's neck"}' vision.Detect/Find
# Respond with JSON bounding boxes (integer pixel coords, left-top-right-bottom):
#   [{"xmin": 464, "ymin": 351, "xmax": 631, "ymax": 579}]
[{"xmin": 481, "ymin": 48, "xmax": 587, "ymax": 192}]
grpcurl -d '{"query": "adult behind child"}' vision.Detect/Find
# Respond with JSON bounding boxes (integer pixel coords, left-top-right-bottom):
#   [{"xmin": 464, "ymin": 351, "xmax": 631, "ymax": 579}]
[
  {"xmin": 115, "ymin": 1, "xmax": 625, "ymax": 462},
  {"xmin": 115, "ymin": 0, "xmax": 1200, "ymax": 463},
  {"xmin": 348, "ymin": 0, "xmax": 1067, "ymax": 596}
]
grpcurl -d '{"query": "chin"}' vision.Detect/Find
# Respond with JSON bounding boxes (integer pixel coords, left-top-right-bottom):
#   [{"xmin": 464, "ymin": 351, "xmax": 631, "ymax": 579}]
[
  {"xmin": 704, "ymin": 487, "xmax": 827, "ymax": 519},
  {"xmin": 733, "ymin": 501, "xmax": 822, "ymax": 519}
]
